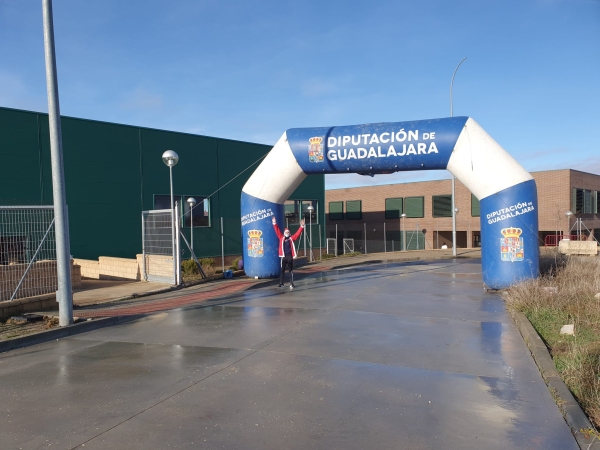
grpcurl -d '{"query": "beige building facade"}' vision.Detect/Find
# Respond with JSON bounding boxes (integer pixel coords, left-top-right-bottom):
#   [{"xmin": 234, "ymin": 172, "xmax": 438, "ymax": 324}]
[{"xmin": 325, "ymin": 169, "xmax": 600, "ymax": 252}]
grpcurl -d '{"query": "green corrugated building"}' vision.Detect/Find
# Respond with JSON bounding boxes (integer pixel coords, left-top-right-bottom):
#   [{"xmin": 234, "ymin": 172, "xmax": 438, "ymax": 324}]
[{"xmin": 0, "ymin": 106, "xmax": 324, "ymax": 261}]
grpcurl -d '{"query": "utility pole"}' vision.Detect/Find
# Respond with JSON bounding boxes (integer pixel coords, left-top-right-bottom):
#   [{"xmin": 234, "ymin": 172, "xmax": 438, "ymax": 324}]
[
  {"xmin": 450, "ymin": 56, "xmax": 467, "ymax": 258},
  {"xmin": 42, "ymin": 0, "xmax": 73, "ymax": 326}
]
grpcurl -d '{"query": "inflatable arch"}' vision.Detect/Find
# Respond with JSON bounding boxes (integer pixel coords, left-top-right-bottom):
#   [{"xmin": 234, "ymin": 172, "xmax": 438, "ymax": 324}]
[{"xmin": 241, "ymin": 117, "xmax": 538, "ymax": 289}]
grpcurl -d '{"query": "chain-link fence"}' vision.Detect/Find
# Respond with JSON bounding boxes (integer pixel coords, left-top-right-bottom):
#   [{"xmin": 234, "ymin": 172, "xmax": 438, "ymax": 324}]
[
  {"xmin": 141, "ymin": 209, "xmax": 176, "ymax": 284},
  {"xmin": 325, "ymin": 222, "xmax": 433, "ymax": 255},
  {"xmin": 0, "ymin": 206, "xmax": 57, "ymax": 301}
]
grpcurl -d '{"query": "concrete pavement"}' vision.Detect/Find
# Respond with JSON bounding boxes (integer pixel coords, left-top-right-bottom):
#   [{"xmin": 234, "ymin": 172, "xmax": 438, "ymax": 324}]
[{"xmin": 0, "ymin": 257, "xmax": 577, "ymax": 449}]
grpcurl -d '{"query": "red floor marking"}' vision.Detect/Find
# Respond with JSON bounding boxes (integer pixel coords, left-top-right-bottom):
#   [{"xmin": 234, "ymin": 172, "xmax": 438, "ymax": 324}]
[{"xmin": 75, "ymin": 281, "xmax": 257, "ymax": 318}]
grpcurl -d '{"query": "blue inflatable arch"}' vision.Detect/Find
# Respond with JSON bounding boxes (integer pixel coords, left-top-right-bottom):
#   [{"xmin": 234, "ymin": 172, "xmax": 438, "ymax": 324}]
[{"xmin": 241, "ymin": 117, "xmax": 539, "ymax": 289}]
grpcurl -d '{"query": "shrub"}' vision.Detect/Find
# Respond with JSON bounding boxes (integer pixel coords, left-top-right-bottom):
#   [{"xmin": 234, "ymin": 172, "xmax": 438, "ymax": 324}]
[
  {"xmin": 181, "ymin": 259, "xmax": 199, "ymax": 276},
  {"xmin": 230, "ymin": 256, "xmax": 243, "ymax": 270},
  {"xmin": 199, "ymin": 257, "xmax": 215, "ymax": 267}
]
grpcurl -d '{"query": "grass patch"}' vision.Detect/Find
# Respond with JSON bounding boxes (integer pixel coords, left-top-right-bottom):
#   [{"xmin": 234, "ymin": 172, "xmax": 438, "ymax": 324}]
[
  {"xmin": 181, "ymin": 259, "xmax": 216, "ymax": 282},
  {"xmin": 503, "ymin": 251, "xmax": 600, "ymax": 428}
]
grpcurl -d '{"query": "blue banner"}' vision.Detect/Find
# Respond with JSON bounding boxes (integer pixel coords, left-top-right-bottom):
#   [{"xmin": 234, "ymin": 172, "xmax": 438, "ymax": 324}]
[
  {"xmin": 240, "ymin": 192, "xmax": 284, "ymax": 278},
  {"xmin": 287, "ymin": 117, "xmax": 468, "ymax": 175},
  {"xmin": 480, "ymin": 179, "xmax": 539, "ymax": 289}
]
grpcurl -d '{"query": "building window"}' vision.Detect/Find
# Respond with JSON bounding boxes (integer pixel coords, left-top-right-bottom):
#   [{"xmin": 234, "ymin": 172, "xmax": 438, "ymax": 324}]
[
  {"xmin": 432, "ymin": 195, "xmax": 452, "ymax": 217},
  {"xmin": 471, "ymin": 194, "xmax": 480, "ymax": 217},
  {"xmin": 284, "ymin": 200, "xmax": 300, "ymax": 224},
  {"xmin": 596, "ymin": 191, "xmax": 599, "ymax": 214},
  {"xmin": 183, "ymin": 196, "xmax": 210, "ymax": 227},
  {"xmin": 154, "ymin": 194, "xmax": 178, "ymax": 211},
  {"xmin": 346, "ymin": 200, "xmax": 362, "ymax": 220},
  {"xmin": 404, "ymin": 197, "xmax": 424, "ymax": 218},
  {"xmin": 154, "ymin": 195, "xmax": 210, "ymax": 227},
  {"xmin": 573, "ymin": 188, "xmax": 594, "ymax": 214},
  {"xmin": 286, "ymin": 200, "xmax": 318, "ymax": 225},
  {"xmin": 329, "ymin": 201, "xmax": 343, "ymax": 220},
  {"xmin": 385, "ymin": 198, "xmax": 403, "ymax": 219},
  {"xmin": 301, "ymin": 200, "xmax": 318, "ymax": 223}
]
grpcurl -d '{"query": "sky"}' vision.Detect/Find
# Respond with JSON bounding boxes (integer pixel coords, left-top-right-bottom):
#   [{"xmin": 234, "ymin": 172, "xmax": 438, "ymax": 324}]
[{"xmin": 1, "ymin": 0, "xmax": 599, "ymax": 189}]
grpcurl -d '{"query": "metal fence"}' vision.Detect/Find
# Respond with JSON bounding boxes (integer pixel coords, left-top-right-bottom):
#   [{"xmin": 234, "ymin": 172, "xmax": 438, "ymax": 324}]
[
  {"xmin": 326, "ymin": 222, "xmax": 432, "ymax": 255},
  {"xmin": 0, "ymin": 206, "xmax": 57, "ymax": 301},
  {"xmin": 141, "ymin": 208, "xmax": 177, "ymax": 285}
]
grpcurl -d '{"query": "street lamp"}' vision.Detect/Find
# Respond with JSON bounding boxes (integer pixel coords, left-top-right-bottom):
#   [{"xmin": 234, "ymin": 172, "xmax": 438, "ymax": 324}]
[
  {"xmin": 450, "ymin": 57, "xmax": 467, "ymax": 258},
  {"xmin": 565, "ymin": 210, "xmax": 575, "ymax": 240},
  {"xmin": 307, "ymin": 205, "xmax": 315, "ymax": 262},
  {"xmin": 162, "ymin": 150, "xmax": 179, "ymax": 284},
  {"xmin": 187, "ymin": 197, "xmax": 197, "ymax": 254},
  {"xmin": 401, "ymin": 213, "xmax": 407, "ymax": 251}
]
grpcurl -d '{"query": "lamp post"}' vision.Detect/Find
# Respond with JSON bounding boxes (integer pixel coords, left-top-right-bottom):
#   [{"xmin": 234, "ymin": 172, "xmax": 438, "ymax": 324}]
[
  {"xmin": 162, "ymin": 150, "xmax": 179, "ymax": 284},
  {"xmin": 450, "ymin": 57, "xmax": 467, "ymax": 258},
  {"xmin": 307, "ymin": 205, "xmax": 315, "ymax": 262},
  {"xmin": 401, "ymin": 213, "xmax": 407, "ymax": 251},
  {"xmin": 42, "ymin": 0, "xmax": 73, "ymax": 326},
  {"xmin": 565, "ymin": 210, "xmax": 573, "ymax": 240},
  {"xmin": 187, "ymin": 197, "xmax": 197, "ymax": 254}
]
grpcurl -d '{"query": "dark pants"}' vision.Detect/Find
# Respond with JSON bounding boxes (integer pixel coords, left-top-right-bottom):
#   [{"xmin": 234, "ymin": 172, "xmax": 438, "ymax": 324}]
[{"xmin": 280, "ymin": 255, "xmax": 294, "ymax": 284}]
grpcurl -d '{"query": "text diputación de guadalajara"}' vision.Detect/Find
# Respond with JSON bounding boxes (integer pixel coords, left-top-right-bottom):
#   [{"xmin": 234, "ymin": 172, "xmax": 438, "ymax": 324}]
[{"xmin": 324, "ymin": 130, "xmax": 439, "ymax": 161}]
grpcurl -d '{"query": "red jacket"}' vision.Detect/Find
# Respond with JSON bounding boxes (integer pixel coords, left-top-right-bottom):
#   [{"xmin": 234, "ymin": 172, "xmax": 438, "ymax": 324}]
[{"xmin": 273, "ymin": 224, "xmax": 304, "ymax": 258}]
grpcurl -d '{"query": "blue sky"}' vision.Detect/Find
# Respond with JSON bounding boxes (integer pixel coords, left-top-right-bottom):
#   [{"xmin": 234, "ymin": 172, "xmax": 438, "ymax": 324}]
[{"xmin": 1, "ymin": 0, "xmax": 599, "ymax": 189}]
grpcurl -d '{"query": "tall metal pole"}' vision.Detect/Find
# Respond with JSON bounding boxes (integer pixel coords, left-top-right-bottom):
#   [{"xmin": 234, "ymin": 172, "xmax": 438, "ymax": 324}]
[
  {"xmin": 190, "ymin": 203, "xmax": 193, "ymax": 254},
  {"xmin": 335, "ymin": 224, "xmax": 338, "ymax": 256},
  {"xmin": 309, "ymin": 213, "xmax": 313, "ymax": 261},
  {"xmin": 169, "ymin": 165, "xmax": 177, "ymax": 284},
  {"xmin": 450, "ymin": 56, "xmax": 467, "ymax": 258},
  {"xmin": 221, "ymin": 217, "xmax": 225, "ymax": 272},
  {"xmin": 319, "ymin": 224, "xmax": 322, "ymax": 260},
  {"xmin": 42, "ymin": 0, "xmax": 73, "ymax": 326}
]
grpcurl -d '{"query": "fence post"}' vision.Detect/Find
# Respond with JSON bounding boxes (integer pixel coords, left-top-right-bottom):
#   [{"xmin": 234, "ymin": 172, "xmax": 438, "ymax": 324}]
[
  {"xmin": 141, "ymin": 212, "xmax": 147, "ymax": 281},
  {"xmin": 335, "ymin": 224, "xmax": 338, "ymax": 256},
  {"xmin": 364, "ymin": 223, "xmax": 367, "ymax": 254},
  {"xmin": 221, "ymin": 217, "xmax": 225, "ymax": 273},
  {"xmin": 384, "ymin": 222, "xmax": 386, "ymax": 253},
  {"xmin": 319, "ymin": 224, "xmax": 322, "ymax": 260},
  {"xmin": 175, "ymin": 202, "xmax": 182, "ymax": 285},
  {"xmin": 304, "ymin": 223, "xmax": 307, "ymax": 257}
]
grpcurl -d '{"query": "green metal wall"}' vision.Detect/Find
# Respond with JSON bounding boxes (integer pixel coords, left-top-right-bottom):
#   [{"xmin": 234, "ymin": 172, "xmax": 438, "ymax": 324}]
[{"xmin": 0, "ymin": 106, "xmax": 325, "ymax": 260}]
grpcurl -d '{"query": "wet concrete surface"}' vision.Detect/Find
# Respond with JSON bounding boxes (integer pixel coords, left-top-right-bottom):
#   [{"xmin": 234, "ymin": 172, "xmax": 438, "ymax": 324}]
[{"xmin": 0, "ymin": 259, "xmax": 578, "ymax": 449}]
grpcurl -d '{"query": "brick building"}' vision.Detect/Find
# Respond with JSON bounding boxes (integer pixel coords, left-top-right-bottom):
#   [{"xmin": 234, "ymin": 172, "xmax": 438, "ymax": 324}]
[{"xmin": 325, "ymin": 169, "xmax": 600, "ymax": 253}]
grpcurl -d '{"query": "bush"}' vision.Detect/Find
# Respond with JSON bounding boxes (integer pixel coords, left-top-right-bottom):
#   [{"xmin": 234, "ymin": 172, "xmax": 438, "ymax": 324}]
[
  {"xmin": 199, "ymin": 257, "xmax": 215, "ymax": 267},
  {"xmin": 181, "ymin": 259, "xmax": 199, "ymax": 276},
  {"xmin": 230, "ymin": 256, "xmax": 243, "ymax": 270}
]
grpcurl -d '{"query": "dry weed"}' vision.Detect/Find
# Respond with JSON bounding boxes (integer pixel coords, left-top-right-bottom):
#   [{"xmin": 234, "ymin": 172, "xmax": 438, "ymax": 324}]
[{"xmin": 504, "ymin": 254, "xmax": 600, "ymax": 428}]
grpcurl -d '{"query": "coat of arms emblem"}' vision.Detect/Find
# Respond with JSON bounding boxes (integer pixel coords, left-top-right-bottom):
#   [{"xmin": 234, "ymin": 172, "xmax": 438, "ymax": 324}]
[
  {"xmin": 308, "ymin": 136, "xmax": 324, "ymax": 163},
  {"xmin": 500, "ymin": 227, "xmax": 524, "ymax": 262},
  {"xmin": 247, "ymin": 229, "xmax": 264, "ymax": 258}
]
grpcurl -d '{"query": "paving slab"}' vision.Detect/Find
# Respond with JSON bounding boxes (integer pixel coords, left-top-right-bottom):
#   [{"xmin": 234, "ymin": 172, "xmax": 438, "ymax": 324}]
[{"xmin": 0, "ymin": 258, "xmax": 578, "ymax": 450}]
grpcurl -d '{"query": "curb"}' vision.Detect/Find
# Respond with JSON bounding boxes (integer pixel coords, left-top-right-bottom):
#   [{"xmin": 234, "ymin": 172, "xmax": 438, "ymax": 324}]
[
  {"xmin": 74, "ymin": 271, "xmax": 248, "ymax": 308},
  {"xmin": 511, "ymin": 310, "xmax": 600, "ymax": 449},
  {"xmin": 0, "ymin": 315, "xmax": 140, "ymax": 354}
]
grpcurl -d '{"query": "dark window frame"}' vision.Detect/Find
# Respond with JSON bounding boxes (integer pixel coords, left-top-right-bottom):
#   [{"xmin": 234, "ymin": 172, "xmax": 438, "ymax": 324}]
[
  {"xmin": 345, "ymin": 200, "xmax": 362, "ymax": 220},
  {"xmin": 329, "ymin": 201, "xmax": 344, "ymax": 220},
  {"xmin": 432, "ymin": 194, "xmax": 452, "ymax": 218},
  {"xmin": 385, "ymin": 197, "xmax": 403, "ymax": 219},
  {"xmin": 404, "ymin": 196, "xmax": 424, "ymax": 218},
  {"xmin": 471, "ymin": 194, "xmax": 480, "ymax": 217}
]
